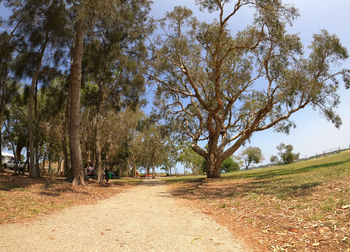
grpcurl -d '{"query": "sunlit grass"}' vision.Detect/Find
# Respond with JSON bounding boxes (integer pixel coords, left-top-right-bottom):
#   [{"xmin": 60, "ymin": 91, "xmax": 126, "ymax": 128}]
[
  {"xmin": 164, "ymin": 150, "xmax": 350, "ymax": 205},
  {"xmin": 163, "ymin": 150, "xmax": 350, "ymax": 189}
]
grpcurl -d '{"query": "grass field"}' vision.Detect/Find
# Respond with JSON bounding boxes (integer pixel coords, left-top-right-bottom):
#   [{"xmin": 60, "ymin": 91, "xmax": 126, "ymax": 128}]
[{"xmin": 163, "ymin": 150, "xmax": 350, "ymax": 251}]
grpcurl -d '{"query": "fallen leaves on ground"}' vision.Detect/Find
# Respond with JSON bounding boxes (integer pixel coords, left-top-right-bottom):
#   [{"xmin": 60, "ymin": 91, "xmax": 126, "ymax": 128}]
[
  {"xmin": 0, "ymin": 171, "xmax": 129, "ymax": 224},
  {"xmin": 167, "ymin": 177, "xmax": 350, "ymax": 251}
]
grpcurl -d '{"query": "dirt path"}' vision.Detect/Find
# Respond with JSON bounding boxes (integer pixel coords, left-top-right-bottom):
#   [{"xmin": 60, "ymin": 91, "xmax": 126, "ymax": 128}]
[{"xmin": 0, "ymin": 180, "xmax": 248, "ymax": 252}]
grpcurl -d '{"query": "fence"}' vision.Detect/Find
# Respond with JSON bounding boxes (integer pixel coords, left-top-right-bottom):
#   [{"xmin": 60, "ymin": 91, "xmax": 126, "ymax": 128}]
[{"xmin": 299, "ymin": 145, "xmax": 350, "ymax": 162}]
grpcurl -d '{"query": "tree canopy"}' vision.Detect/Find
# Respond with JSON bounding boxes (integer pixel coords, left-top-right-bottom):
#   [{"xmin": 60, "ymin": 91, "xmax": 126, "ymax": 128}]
[
  {"xmin": 241, "ymin": 146, "xmax": 263, "ymax": 170},
  {"xmin": 276, "ymin": 143, "xmax": 299, "ymax": 164},
  {"xmin": 149, "ymin": 1, "xmax": 349, "ymax": 178}
]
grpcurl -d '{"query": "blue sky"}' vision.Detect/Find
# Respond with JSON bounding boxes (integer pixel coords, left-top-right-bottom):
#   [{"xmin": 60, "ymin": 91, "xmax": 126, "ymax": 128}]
[{"xmin": 150, "ymin": 0, "xmax": 350, "ymax": 164}]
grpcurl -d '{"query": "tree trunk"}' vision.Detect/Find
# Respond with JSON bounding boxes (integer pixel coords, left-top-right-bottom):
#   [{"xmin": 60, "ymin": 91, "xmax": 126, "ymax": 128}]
[
  {"xmin": 245, "ymin": 160, "xmax": 252, "ymax": 171},
  {"xmin": 26, "ymin": 147, "xmax": 29, "ymax": 173},
  {"xmin": 42, "ymin": 150, "xmax": 47, "ymax": 174},
  {"xmin": 34, "ymin": 79, "xmax": 41, "ymax": 177},
  {"xmin": 68, "ymin": 21, "xmax": 85, "ymax": 186},
  {"xmin": 28, "ymin": 40, "xmax": 47, "ymax": 178},
  {"xmin": 133, "ymin": 160, "xmax": 137, "ymax": 178},
  {"xmin": 206, "ymin": 153, "xmax": 222, "ymax": 178},
  {"xmin": 81, "ymin": 107, "xmax": 90, "ymax": 169},
  {"xmin": 0, "ymin": 115, "xmax": 2, "ymax": 172},
  {"xmin": 28, "ymin": 75, "xmax": 39, "ymax": 177},
  {"xmin": 35, "ymin": 143, "xmax": 40, "ymax": 176},
  {"xmin": 95, "ymin": 126, "xmax": 102, "ymax": 182},
  {"xmin": 56, "ymin": 157, "xmax": 62, "ymax": 176},
  {"xmin": 126, "ymin": 159, "xmax": 129, "ymax": 177},
  {"xmin": 152, "ymin": 161, "xmax": 155, "ymax": 178},
  {"xmin": 48, "ymin": 150, "xmax": 52, "ymax": 177},
  {"xmin": 120, "ymin": 165, "xmax": 124, "ymax": 178},
  {"xmin": 63, "ymin": 97, "xmax": 71, "ymax": 179},
  {"xmin": 0, "ymin": 73, "xmax": 4, "ymax": 172},
  {"xmin": 95, "ymin": 84, "xmax": 104, "ymax": 183},
  {"xmin": 10, "ymin": 140, "xmax": 18, "ymax": 175}
]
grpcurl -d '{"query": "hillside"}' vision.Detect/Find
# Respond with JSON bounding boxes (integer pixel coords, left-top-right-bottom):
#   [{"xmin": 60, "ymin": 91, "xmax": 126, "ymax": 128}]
[{"xmin": 165, "ymin": 151, "xmax": 350, "ymax": 251}]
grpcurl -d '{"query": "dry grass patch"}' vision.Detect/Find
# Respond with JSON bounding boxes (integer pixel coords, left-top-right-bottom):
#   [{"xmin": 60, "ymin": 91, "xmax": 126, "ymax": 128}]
[{"xmin": 0, "ymin": 172, "xmax": 138, "ymax": 224}]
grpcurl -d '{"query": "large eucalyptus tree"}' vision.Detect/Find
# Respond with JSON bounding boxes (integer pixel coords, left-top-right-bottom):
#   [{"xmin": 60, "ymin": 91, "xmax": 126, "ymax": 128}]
[{"xmin": 150, "ymin": 1, "xmax": 350, "ymax": 178}]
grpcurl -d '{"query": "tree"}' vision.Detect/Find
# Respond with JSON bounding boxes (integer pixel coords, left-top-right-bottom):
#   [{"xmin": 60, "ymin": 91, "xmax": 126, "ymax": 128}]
[
  {"xmin": 0, "ymin": 30, "xmax": 17, "ymax": 171},
  {"xmin": 38, "ymin": 80, "xmax": 68, "ymax": 176},
  {"xmin": 3, "ymin": 85, "xmax": 28, "ymax": 174},
  {"xmin": 149, "ymin": 2, "xmax": 349, "ymax": 178},
  {"xmin": 241, "ymin": 146, "xmax": 263, "ymax": 170},
  {"xmin": 200, "ymin": 156, "xmax": 239, "ymax": 174},
  {"xmin": 67, "ymin": 0, "xmax": 152, "ymax": 185},
  {"xmin": 276, "ymin": 143, "xmax": 299, "ymax": 164},
  {"xmin": 68, "ymin": 2, "xmax": 86, "ymax": 185},
  {"xmin": 178, "ymin": 143, "xmax": 205, "ymax": 175},
  {"xmin": 221, "ymin": 156, "xmax": 239, "ymax": 173},
  {"xmin": 141, "ymin": 123, "xmax": 165, "ymax": 178},
  {"xmin": 3, "ymin": 0, "xmax": 69, "ymax": 177},
  {"xmin": 270, "ymin": 155, "xmax": 279, "ymax": 164}
]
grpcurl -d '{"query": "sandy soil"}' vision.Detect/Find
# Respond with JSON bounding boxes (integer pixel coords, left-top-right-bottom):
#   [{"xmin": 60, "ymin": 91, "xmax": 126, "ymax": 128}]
[{"xmin": 0, "ymin": 180, "xmax": 249, "ymax": 252}]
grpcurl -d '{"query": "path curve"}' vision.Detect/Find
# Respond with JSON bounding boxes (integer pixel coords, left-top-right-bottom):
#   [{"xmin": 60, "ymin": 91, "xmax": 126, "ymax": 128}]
[{"xmin": 0, "ymin": 180, "xmax": 248, "ymax": 252}]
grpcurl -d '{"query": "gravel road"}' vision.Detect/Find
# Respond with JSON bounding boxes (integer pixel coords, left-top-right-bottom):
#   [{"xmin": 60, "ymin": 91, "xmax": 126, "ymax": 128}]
[{"xmin": 0, "ymin": 180, "xmax": 248, "ymax": 252}]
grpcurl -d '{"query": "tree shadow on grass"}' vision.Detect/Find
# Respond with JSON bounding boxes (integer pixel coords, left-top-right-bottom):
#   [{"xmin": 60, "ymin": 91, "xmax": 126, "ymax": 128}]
[
  {"xmin": 169, "ymin": 177, "xmax": 321, "ymax": 201},
  {"xmin": 167, "ymin": 160, "xmax": 348, "ymax": 201},
  {"xmin": 0, "ymin": 173, "xmax": 110, "ymax": 194},
  {"xmin": 226, "ymin": 160, "xmax": 349, "ymax": 180}
]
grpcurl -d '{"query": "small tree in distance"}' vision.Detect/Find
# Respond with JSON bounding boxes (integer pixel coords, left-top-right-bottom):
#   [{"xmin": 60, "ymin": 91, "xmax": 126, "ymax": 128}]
[
  {"xmin": 241, "ymin": 146, "xmax": 264, "ymax": 170},
  {"xmin": 221, "ymin": 157, "xmax": 240, "ymax": 173},
  {"xmin": 277, "ymin": 143, "xmax": 299, "ymax": 164},
  {"xmin": 270, "ymin": 155, "xmax": 279, "ymax": 165}
]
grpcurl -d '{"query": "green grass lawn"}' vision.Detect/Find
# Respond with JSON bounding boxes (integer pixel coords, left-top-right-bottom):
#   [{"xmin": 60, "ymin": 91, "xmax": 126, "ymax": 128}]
[
  {"xmin": 163, "ymin": 150, "xmax": 350, "ymax": 197},
  {"xmin": 222, "ymin": 150, "xmax": 350, "ymax": 199}
]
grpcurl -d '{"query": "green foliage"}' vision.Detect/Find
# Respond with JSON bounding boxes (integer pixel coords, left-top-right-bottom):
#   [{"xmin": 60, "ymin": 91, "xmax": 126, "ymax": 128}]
[
  {"xmin": 270, "ymin": 155, "xmax": 279, "ymax": 164},
  {"xmin": 241, "ymin": 146, "xmax": 264, "ymax": 170},
  {"xmin": 178, "ymin": 144, "xmax": 205, "ymax": 175},
  {"xmin": 276, "ymin": 143, "xmax": 299, "ymax": 164},
  {"xmin": 2, "ymin": 85, "xmax": 28, "ymax": 161},
  {"xmin": 221, "ymin": 157, "xmax": 239, "ymax": 173},
  {"xmin": 200, "ymin": 156, "xmax": 239, "ymax": 174}
]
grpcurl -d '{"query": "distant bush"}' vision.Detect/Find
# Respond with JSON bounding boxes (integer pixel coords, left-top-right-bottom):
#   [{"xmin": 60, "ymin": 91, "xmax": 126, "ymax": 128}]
[
  {"xmin": 277, "ymin": 143, "xmax": 300, "ymax": 164},
  {"xmin": 221, "ymin": 157, "xmax": 239, "ymax": 172},
  {"xmin": 201, "ymin": 156, "xmax": 239, "ymax": 173}
]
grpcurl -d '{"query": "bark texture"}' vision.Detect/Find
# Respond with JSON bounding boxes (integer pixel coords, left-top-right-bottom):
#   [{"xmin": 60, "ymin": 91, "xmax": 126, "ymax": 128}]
[
  {"xmin": 69, "ymin": 22, "xmax": 85, "ymax": 186},
  {"xmin": 29, "ymin": 38, "xmax": 48, "ymax": 177}
]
